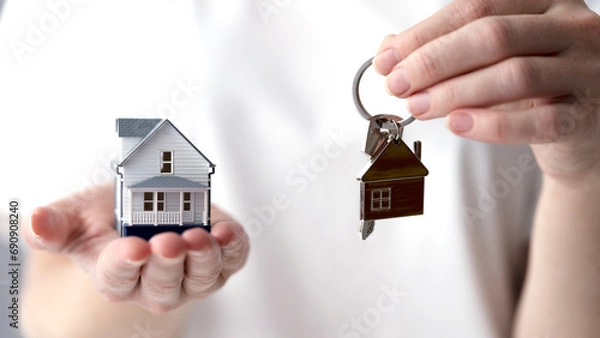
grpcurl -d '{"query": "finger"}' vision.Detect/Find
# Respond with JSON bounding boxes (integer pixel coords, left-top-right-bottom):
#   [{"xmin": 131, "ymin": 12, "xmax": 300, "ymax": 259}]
[
  {"xmin": 407, "ymin": 56, "xmax": 576, "ymax": 119},
  {"xmin": 386, "ymin": 15, "xmax": 571, "ymax": 97},
  {"xmin": 140, "ymin": 232, "xmax": 187, "ymax": 314},
  {"xmin": 26, "ymin": 184, "xmax": 120, "ymax": 276},
  {"xmin": 94, "ymin": 237, "xmax": 150, "ymax": 301},
  {"xmin": 26, "ymin": 206, "xmax": 76, "ymax": 252},
  {"xmin": 181, "ymin": 228, "xmax": 224, "ymax": 298},
  {"xmin": 374, "ymin": 0, "xmax": 553, "ymax": 75},
  {"xmin": 446, "ymin": 103, "xmax": 594, "ymax": 145},
  {"xmin": 27, "ymin": 205, "xmax": 116, "ymax": 264},
  {"xmin": 211, "ymin": 221, "xmax": 249, "ymax": 278},
  {"xmin": 26, "ymin": 183, "xmax": 115, "ymax": 253}
]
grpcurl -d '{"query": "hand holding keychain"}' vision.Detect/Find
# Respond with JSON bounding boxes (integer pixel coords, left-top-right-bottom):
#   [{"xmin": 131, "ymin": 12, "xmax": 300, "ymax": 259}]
[{"xmin": 353, "ymin": 57, "xmax": 429, "ymax": 240}]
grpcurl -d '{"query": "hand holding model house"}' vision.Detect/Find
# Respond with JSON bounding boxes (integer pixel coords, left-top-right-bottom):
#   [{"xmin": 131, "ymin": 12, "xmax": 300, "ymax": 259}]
[{"xmin": 24, "ymin": 119, "xmax": 249, "ymax": 316}]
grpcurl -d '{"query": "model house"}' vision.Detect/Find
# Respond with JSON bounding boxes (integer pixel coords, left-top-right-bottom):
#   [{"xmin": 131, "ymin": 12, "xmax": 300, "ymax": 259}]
[
  {"xmin": 114, "ymin": 118, "xmax": 215, "ymax": 240},
  {"xmin": 358, "ymin": 138, "xmax": 428, "ymax": 239}
]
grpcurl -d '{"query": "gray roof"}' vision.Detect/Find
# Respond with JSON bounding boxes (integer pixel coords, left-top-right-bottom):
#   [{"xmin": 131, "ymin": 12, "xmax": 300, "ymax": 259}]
[
  {"xmin": 129, "ymin": 176, "xmax": 208, "ymax": 189},
  {"xmin": 116, "ymin": 118, "xmax": 162, "ymax": 137}
]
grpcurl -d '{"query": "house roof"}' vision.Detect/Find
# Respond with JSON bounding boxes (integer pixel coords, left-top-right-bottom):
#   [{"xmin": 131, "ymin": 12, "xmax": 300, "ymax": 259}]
[
  {"xmin": 129, "ymin": 175, "xmax": 208, "ymax": 189},
  {"xmin": 117, "ymin": 119, "xmax": 215, "ymax": 168},
  {"xmin": 116, "ymin": 118, "xmax": 162, "ymax": 137},
  {"xmin": 359, "ymin": 138, "xmax": 428, "ymax": 181}
]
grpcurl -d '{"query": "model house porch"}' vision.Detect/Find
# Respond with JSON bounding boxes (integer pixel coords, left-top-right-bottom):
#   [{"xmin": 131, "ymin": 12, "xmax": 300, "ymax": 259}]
[
  {"xmin": 125, "ymin": 176, "xmax": 209, "ymax": 226},
  {"xmin": 129, "ymin": 190, "xmax": 209, "ymax": 225}
]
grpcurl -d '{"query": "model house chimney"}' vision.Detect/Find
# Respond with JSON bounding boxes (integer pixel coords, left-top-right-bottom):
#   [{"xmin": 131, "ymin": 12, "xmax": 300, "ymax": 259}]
[
  {"xmin": 115, "ymin": 118, "xmax": 162, "ymax": 160},
  {"xmin": 414, "ymin": 141, "xmax": 422, "ymax": 160}
]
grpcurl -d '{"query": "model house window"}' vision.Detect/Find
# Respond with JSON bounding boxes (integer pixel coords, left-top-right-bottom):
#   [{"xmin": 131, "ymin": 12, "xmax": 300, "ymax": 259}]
[
  {"xmin": 157, "ymin": 192, "xmax": 165, "ymax": 211},
  {"xmin": 160, "ymin": 151, "xmax": 173, "ymax": 174},
  {"xmin": 143, "ymin": 192, "xmax": 165, "ymax": 211},
  {"xmin": 183, "ymin": 192, "xmax": 192, "ymax": 211},
  {"xmin": 371, "ymin": 188, "xmax": 392, "ymax": 211},
  {"xmin": 144, "ymin": 192, "xmax": 153, "ymax": 211}
]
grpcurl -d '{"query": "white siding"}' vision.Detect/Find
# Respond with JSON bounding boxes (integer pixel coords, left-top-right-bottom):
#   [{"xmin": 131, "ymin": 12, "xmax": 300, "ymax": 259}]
[
  {"xmin": 194, "ymin": 191, "xmax": 205, "ymax": 223},
  {"xmin": 131, "ymin": 192, "xmax": 144, "ymax": 213},
  {"xmin": 121, "ymin": 122, "xmax": 212, "ymax": 187},
  {"xmin": 122, "ymin": 188, "xmax": 131, "ymax": 224},
  {"xmin": 115, "ymin": 178, "xmax": 123, "ymax": 224},
  {"xmin": 166, "ymin": 192, "xmax": 180, "ymax": 212}
]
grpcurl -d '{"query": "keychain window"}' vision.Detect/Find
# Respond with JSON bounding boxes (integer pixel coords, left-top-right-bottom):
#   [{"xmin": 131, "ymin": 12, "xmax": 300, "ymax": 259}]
[{"xmin": 371, "ymin": 188, "xmax": 392, "ymax": 211}]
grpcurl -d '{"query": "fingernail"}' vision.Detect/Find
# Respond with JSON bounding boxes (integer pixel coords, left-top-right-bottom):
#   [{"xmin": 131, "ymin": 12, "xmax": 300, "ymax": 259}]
[
  {"xmin": 407, "ymin": 92, "xmax": 430, "ymax": 115},
  {"xmin": 374, "ymin": 49, "xmax": 400, "ymax": 75},
  {"xmin": 29, "ymin": 214, "xmax": 41, "ymax": 239},
  {"xmin": 29, "ymin": 207, "xmax": 56, "ymax": 240},
  {"xmin": 449, "ymin": 112, "xmax": 474, "ymax": 133},
  {"xmin": 157, "ymin": 251, "xmax": 186, "ymax": 262},
  {"xmin": 385, "ymin": 68, "xmax": 410, "ymax": 96},
  {"xmin": 380, "ymin": 34, "xmax": 396, "ymax": 46},
  {"xmin": 124, "ymin": 257, "xmax": 147, "ymax": 266}
]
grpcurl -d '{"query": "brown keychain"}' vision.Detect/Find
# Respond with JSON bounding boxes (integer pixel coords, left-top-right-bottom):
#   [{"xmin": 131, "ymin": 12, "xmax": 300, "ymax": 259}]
[{"xmin": 353, "ymin": 57, "xmax": 429, "ymax": 240}]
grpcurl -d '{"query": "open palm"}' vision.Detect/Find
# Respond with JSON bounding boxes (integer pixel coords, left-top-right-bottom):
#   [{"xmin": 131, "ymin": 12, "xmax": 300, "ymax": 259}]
[{"xmin": 25, "ymin": 183, "xmax": 249, "ymax": 314}]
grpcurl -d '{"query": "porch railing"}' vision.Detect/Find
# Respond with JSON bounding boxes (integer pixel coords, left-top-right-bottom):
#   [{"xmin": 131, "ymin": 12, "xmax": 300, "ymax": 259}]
[{"xmin": 132, "ymin": 212, "xmax": 181, "ymax": 225}]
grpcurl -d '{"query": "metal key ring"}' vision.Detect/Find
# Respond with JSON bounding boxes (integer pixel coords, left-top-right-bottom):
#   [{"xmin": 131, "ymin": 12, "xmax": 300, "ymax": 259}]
[{"xmin": 353, "ymin": 57, "xmax": 415, "ymax": 128}]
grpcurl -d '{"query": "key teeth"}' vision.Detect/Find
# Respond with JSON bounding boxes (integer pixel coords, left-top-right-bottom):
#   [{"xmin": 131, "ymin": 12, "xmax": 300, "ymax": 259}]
[{"xmin": 360, "ymin": 220, "xmax": 375, "ymax": 240}]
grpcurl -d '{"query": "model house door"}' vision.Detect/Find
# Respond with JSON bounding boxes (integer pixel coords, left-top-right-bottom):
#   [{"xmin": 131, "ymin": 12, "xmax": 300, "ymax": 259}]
[{"xmin": 182, "ymin": 192, "xmax": 194, "ymax": 223}]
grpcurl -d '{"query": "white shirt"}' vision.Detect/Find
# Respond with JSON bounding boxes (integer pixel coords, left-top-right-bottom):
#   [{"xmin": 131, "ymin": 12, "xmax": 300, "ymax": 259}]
[
  {"xmin": 1, "ymin": 1, "xmax": 598, "ymax": 337},
  {"xmin": 180, "ymin": 1, "xmax": 538, "ymax": 337}
]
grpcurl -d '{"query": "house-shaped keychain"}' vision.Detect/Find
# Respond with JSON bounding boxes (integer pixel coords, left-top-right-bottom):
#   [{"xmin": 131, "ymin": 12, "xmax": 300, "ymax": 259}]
[
  {"xmin": 114, "ymin": 118, "xmax": 215, "ymax": 240},
  {"xmin": 357, "ymin": 133, "xmax": 428, "ymax": 239}
]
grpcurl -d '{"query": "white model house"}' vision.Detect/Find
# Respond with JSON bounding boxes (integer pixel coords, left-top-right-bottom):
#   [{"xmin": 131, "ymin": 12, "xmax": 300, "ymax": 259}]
[{"xmin": 114, "ymin": 118, "xmax": 215, "ymax": 239}]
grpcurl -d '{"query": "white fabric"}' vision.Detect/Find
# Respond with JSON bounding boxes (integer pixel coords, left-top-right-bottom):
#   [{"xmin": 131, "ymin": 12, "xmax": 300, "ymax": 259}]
[
  {"xmin": 179, "ymin": 1, "xmax": 538, "ymax": 337},
  {"xmin": 1, "ymin": 0, "xmax": 598, "ymax": 337}
]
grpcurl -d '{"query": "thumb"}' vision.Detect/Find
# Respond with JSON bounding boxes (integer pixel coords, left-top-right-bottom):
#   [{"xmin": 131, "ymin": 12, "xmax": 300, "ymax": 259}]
[{"xmin": 26, "ymin": 206, "xmax": 79, "ymax": 252}]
